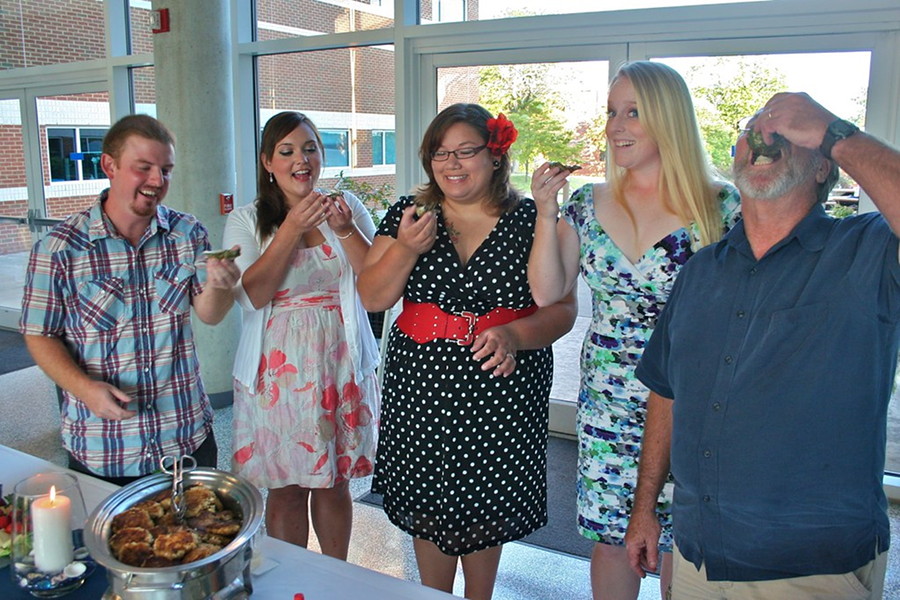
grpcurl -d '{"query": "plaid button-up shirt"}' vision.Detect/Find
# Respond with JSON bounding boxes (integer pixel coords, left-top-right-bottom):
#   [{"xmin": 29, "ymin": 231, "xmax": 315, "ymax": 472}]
[{"xmin": 20, "ymin": 191, "xmax": 214, "ymax": 478}]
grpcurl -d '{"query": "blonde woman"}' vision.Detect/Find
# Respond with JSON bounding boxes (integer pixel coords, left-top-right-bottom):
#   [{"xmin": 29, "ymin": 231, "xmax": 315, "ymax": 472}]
[{"xmin": 528, "ymin": 61, "xmax": 741, "ymax": 600}]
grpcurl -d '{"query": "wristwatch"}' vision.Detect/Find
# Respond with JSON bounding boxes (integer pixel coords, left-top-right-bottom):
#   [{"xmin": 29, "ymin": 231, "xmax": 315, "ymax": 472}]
[{"xmin": 819, "ymin": 119, "xmax": 859, "ymax": 159}]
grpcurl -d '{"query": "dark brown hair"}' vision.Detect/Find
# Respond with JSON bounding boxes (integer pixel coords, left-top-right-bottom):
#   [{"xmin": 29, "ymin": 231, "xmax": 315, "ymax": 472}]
[
  {"xmin": 415, "ymin": 103, "xmax": 520, "ymax": 214},
  {"xmin": 256, "ymin": 111, "xmax": 326, "ymax": 240}
]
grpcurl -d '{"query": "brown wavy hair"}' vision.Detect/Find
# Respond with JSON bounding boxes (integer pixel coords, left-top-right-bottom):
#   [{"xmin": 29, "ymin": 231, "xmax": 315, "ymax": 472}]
[{"xmin": 414, "ymin": 103, "xmax": 520, "ymax": 215}]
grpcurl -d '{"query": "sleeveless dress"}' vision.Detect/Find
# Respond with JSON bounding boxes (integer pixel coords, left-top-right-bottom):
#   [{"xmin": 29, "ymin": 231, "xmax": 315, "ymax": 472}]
[
  {"xmin": 564, "ymin": 183, "xmax": 741, "ymax": 549},
  {"xmin": 231, "ymin": 242, "xmax": 379, "ymax": 489},
  {"xmin": 372, "ymin": 195, "xmax": 552, "ymax": 556}
]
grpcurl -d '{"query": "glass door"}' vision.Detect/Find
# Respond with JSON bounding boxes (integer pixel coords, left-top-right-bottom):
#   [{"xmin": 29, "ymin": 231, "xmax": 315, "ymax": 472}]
[
  {"xmin": 0, "ymin": 84, "xmax": 109, "ymax": 330},
  {"xmin": 0, "ymin": 94, "xmax": 34, "ymax": 330}
]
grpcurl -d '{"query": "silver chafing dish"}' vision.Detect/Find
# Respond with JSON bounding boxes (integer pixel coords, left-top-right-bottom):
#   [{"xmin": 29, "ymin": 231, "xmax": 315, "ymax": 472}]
[{"xmin": 84, "ymin": 468, "xmax": 264, "ymax": 599}]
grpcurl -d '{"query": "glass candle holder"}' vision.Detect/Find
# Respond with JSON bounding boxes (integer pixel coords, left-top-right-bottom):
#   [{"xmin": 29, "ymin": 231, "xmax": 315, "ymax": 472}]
[{"xmin": 10, "ymin": 472, "xmax": 95, "ymax": 598}]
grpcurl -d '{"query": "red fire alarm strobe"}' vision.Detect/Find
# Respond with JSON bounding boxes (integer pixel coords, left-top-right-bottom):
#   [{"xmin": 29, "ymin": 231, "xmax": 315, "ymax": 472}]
[
  {"xmin": 151, "ymin": 8, "xmax": 170, "ymax": 34},
  {"xmin": 219, "ymin": 193, "xmax": 234, "ymax": 215}
]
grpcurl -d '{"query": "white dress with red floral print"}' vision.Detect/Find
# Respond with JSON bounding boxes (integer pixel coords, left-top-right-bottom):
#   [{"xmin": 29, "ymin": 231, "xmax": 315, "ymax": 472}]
[{"xmin": 231, "ymin": 241, "xmax": 379, "ymax": 489}]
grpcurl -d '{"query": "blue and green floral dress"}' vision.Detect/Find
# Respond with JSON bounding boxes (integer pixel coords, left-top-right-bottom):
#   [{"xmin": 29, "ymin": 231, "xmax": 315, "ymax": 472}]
[{"xmin": 564, "ymin": 182, "xmax": 740, "ymax": 550}]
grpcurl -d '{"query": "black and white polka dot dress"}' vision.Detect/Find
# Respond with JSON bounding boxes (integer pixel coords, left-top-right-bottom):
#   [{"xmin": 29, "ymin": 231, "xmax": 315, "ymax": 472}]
[{"xmin": 372, "ymin": 195, "xmax": 552, "ymax": 556}]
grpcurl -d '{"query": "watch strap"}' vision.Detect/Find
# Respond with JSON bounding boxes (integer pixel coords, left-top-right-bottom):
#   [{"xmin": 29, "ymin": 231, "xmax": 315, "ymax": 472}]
[{"xmin": 819, "ymin": 119, "xmax": 859, "ymax": 160}]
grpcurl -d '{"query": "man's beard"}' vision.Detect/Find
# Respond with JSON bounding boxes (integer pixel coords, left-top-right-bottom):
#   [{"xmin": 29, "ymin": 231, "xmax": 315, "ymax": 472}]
[{"xmin": 733, "ymin": 151, "xmax": 817, "ymax": 201}]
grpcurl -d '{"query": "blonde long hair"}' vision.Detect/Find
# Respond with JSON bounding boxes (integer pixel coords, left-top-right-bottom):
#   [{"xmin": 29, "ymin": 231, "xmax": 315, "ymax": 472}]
[{"xmin": 607, "ymin": 61, "xmax": 723, "ymax": 248}]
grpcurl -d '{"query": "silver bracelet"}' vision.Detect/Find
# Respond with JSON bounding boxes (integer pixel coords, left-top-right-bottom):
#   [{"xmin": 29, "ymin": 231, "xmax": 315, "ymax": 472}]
[{"xmin": 335, "ymin": 228, "xmax": 355, "ymax": 240}]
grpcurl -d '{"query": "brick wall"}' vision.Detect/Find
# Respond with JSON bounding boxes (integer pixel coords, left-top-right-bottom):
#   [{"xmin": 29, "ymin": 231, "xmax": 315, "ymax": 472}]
[
  {"xmin": 0, "ymin": 0, "xmax": 105, "ymax": 69},
  {"xmin": 0, "ymin": 125, "xmax": 26, "ymax": 187},
  {"xmin": 0, "ymin": 220, "xmax": 32, "ymax": 256}
]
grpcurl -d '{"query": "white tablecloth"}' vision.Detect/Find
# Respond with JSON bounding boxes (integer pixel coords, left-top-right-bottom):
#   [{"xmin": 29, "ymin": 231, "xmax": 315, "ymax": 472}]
[{"xmin": 0, "ymin": 445, "xmax": 455, "ymax": 599}]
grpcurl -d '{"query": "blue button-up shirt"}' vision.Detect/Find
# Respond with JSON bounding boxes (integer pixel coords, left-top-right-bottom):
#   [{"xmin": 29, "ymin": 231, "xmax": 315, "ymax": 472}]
[
  {"xmin": 637, "ymin": 204, "xmax": 900, "ymax": 581},
  {"xmin": 20, "ymin": 192, "xmax": 213, "ymax": 478}
]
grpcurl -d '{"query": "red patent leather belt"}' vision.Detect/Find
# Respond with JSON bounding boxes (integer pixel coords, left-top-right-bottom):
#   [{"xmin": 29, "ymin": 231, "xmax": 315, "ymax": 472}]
[{"xmin": 396, "ymin": 299, "xmax": 538, "ymax": 345}]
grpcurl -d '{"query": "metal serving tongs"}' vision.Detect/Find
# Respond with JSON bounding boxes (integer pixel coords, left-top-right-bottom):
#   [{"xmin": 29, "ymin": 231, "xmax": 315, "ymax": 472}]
[{"xmin": 159, "ymin": 455, "xmax": 197, "ymax": 522}]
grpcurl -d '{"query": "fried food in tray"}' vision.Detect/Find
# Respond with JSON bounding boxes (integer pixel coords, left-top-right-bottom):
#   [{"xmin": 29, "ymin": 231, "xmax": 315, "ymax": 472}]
[
  {"xmin": 111, "ymin": 507, "xmax": 154, "ymax": 532},
  {"xmin": 108, "ymin": 484, "xmax": 243, "ymax": 568}
]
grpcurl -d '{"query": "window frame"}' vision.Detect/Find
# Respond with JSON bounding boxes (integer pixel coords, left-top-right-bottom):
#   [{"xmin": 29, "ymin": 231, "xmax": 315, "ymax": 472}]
[{"xmin": 46, "ymin": 126, "xmax": 107, "ymax": 183}]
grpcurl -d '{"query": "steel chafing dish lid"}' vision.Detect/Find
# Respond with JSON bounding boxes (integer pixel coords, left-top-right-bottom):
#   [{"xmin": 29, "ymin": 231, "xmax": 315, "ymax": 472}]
[{"xmin": 84, "ymin": 467, "xmax": 263, "ymax": 596}]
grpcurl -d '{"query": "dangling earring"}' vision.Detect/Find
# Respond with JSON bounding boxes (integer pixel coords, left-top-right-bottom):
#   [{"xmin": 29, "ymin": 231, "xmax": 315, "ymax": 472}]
[{"xmin": 269, "ymin": 172, "xmax": 274, "ymax": 183}]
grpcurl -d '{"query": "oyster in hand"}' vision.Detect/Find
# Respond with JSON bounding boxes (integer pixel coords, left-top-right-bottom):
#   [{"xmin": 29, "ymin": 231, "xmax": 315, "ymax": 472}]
[
  {"xmin": 745, "ymin": 129, "xmax": 785, "ymax": 159},
  {"xmin": 203, "ymin": 248, "xmax": 241, "ymax": 260},
  {"xmin": 414, "ymin": 202, "xmax": 434, "ymax": 218},
  {"xmin": 548, "ymin": 161, "xmax": 581, "ymax": 173}
]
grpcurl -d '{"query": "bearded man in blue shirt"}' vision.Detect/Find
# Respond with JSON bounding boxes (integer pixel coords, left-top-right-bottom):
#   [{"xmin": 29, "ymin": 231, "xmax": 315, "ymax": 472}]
[{"xmin": 625, "ymin": 92, "xmax": 900, "ymax": 599}]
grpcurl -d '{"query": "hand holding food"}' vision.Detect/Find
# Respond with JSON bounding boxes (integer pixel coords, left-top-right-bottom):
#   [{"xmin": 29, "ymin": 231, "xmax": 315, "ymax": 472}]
[
  {"xmin": 531, "ymin": 161, "xmax": 575, "ymax": 217},
  {"xmin": 398, "ymin": 204, "xmax": 437, "ymax": 255},
  {"xmin": 323, "ymin": 191, "xmax": 355, "ymax": 235},
  {"xmin": 414, "ymin": 200, "xmax": 436, "ymax": 218},
  {"xmin": 285, "ymin": 190, "xmax": 331, "ymax": 234}
]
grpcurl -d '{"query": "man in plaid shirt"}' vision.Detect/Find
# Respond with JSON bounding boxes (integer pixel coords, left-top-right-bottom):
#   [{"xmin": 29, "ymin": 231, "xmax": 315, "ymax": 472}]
[{"xmin": 20, "ymin": 115, "xmax": 240, "ymax": 485}]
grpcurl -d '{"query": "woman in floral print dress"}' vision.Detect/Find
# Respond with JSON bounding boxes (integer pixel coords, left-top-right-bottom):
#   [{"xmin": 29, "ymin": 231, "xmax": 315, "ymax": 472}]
[
  {"xmin": 224, "ymin": 111, "xmax": 380, "ymax": 559},
  {"xmin": 528, "ymin": 61, "xmax": 740, "ymax": 599}
]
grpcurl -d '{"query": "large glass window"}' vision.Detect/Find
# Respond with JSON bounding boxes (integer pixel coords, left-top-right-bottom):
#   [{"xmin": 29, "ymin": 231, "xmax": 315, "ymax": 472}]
[
  {"xmin": 256, "ymin": 47, "xmax": 396, "ymax": 212},
  {"xmin": 37, "ymin": 92, "xmax": 111, "ymax": 219},
  {"xmin": 256, "ymin": 0, "xmax": 394, "ymax": 40},
  {"xmin": 421, "ymin": 0, "xmax": 770, "ymax": 23},
  {"xmin": 131, "ymin": 66, "xmax": 158, "ymax": 115},
  {"xmin": 0, "ymin": 0, "xmax": 106, "ymax": 69},
  {"xmin": 128, "ymin": 1, "xmax": 156, "ymax": 55}
]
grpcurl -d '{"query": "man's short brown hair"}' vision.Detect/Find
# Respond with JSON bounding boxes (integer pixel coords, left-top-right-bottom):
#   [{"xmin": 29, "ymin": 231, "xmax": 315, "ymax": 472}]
[{"xmin": 102, "ymin": 114, "xmax": 175, "ymax": 161}]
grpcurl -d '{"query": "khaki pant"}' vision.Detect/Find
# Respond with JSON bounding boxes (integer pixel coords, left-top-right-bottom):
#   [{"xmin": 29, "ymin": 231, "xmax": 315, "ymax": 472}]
[{"xmin": 672, "ymin": 544, "xmax": 887, "ymax": 600}]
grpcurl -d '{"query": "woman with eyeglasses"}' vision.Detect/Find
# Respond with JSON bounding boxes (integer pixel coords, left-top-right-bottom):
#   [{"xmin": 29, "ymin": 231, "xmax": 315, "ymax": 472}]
[
  {"xmin": 357, "ymin": 103, "xmax": 576, "ymax": 599},
  {"xmin": 528, "ymin": 61, "xmax": 741, "ymax": 600},
  {"xmin": 223, "ymin": 111, "xmax": 380, "ymax": 559}
]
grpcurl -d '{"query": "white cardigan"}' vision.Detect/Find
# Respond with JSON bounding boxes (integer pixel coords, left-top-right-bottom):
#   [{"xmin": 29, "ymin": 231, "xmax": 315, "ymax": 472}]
[{"xmin": 223, "ymin": 192, "xmax": 380, "ymax": 389}]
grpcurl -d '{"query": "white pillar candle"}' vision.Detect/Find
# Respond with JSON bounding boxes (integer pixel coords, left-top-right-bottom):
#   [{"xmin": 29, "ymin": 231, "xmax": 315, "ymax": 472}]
[{"xmin": 31, "ymin": 485, "xmax": 73, "ymax": 573}]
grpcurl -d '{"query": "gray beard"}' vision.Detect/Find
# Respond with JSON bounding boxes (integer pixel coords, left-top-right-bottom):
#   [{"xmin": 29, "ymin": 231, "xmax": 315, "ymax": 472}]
[{"xmin": 733, "ymin": 152, "xmax": 816, "ymax": 201}]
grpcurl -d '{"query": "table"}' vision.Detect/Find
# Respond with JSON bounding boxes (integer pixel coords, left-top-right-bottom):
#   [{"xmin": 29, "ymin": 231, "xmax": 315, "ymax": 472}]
[{"xmin": 0, "ymin": 445, "xmax": 455, "ymax": 599}]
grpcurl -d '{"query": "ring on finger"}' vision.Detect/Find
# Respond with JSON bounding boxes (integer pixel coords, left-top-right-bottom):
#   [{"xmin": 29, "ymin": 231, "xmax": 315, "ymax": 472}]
[{"xmin": 506, "ymin": 353, "xmax": 515, "ymax": 361}]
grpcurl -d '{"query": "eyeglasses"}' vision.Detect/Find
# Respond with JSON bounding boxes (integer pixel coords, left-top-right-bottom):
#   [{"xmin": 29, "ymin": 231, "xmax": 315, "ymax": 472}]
[{"xmin": 430, "ymin": 145, "xmax": 487, "ymax": 161}]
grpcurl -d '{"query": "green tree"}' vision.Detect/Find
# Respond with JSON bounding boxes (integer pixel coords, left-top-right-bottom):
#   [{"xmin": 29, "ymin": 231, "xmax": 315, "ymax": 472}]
[
  {"xmin": 686, "ymin": 57, "xmax": 787, "ymax": 173},
  {"xmin": 575, "ymin": 112, "xmax": 608, "ymax": 177},
  {"xmin": 479, "ymin": 64, "xmax": 582, "ymax": 176}
]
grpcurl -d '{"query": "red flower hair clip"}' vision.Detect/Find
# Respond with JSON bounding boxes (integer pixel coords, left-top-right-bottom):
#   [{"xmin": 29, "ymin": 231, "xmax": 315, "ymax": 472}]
[{"xmin": 486, "ymin": 113, "xmax": 518, "ymax": 156}]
